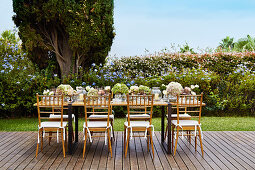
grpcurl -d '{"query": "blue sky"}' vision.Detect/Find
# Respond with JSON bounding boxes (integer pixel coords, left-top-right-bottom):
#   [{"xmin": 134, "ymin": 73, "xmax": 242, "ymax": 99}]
[{"xmin": 1, "ymin": 0, "xmax": 255, "ymax": 57}]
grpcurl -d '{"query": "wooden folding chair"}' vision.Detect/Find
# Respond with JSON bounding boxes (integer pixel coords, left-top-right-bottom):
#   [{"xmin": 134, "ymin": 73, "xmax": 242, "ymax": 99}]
[
  {"xmin": 171, "ymin": 93, "xmax": 204, "ymax": 156},
  {"xmin": 87, "ymin": 93, "xmax": 115, "ymax": 140},
  {"xmin": 36, "ymin": 94, "xmax": 67, "ymax": 158},
  {"xmin": 83, "ymin": 94, "xmax": 113, "ymax": 158},
  {"xmin": 124, "ymin": 94, "xmax": 154, "ymax": 158}
]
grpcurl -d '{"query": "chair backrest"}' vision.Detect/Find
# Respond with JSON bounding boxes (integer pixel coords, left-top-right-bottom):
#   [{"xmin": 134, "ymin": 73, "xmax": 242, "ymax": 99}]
[
  {"xmin": 83, "ymin": 94, "xmax": 112, "ymax": 127},
  {"xmin": 126, "ymin": 94, "xmax": 154, "ymax": 126},
  {"xmin": 176, "ymin": 93, "xmax": 203, "ymax": 124},
  {"xmin": 36, "ymin": 94, "xmax": 64, "ymax": 127}
]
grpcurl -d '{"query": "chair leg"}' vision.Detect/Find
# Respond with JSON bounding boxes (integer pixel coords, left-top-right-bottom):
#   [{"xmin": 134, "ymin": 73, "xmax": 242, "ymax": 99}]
[
  {"xmin": 174, "ymin": 128, "xmax": 179, "ymax": 156},
  {"xmin": 195, "ymin": 134, "xmax": 197, "ymax": 151},
  {"xmin": 83, "ymin": 128, "xmax": 87, "ymax": 158},
  {"xmin": 108, "ymin": 128, "xmax": 113, "ymax": 158},
  {"xmin": 171, "ymin": 124, "xmax": 174, "ymax": 152},
  {"xmin": 61, "ymin": 129, "xmax": 65, "ymax": 157},
  {"xmin": 36, "ymin": 129, "xmax": 40, "ymax": 158},
  {"xmin": 124, "ymin": 126, "xmax": 126, "ymax": 151},
  {"xmin": 41, "ymin": 129, "xmax": 43, "ymax": 152},
  {"xmin": 65, "ymin": 127, "xmax": 67, "ymax": 151},
  {"xmin": 111, "ymin": 120, "xmax": 115, "ymax": 141},
  {"xmin": 198, "ymin": 127, "xmax": 204, "ymax": 157},
  {"xmin": 147, "ymin": 131, "xmax": 150, "ymax": 152},
  {"xmin": 49, "ymin": 131, "xmax": 52, "ymax": 145},
  {"xmin": 125, "ymin": 128, "xmax": 130, "ymax": 158},
  {"xmin": 149, "ymin": 129, "xmax": 154, "ymax": 159}
]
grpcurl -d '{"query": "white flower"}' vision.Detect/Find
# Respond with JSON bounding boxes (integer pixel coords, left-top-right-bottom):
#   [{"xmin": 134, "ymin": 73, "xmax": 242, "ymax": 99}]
[
  {"xmin": 161, "ymin": 84, "xmax": 166, "ymax": 87},
  {"xmin": 191, "ymin": 91, "xmax": 196, "ymax": 95},
  {"xmin": 163, "ymin": 90, "xmax": 167, "ymax": 95},
  {"xmin": 105, "ymin": 86, "xmax": 111, "ymax": 91},
  {"xmin": 130, "ymin": 86, "xmax": 139, "ymax": 92},
  {"xmin": 49, "ymin": 91, "xmax": 54, "ymax": 95},
  {"xmin": 191, "ymin": 85, "xmax": 195, "ymax": 89},
  {"xmin": 43, "ymin": 89, "xmax": 50, "ymax": 95},
  {"xmin": 86, "ymin": 86, "xmax": 91, "ymax": 91},
  {"xmin": 195, "ymin": 84, "xmax": 199, "ymax": 88}
]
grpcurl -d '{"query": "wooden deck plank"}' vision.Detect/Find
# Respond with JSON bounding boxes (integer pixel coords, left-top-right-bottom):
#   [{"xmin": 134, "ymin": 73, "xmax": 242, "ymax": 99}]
[
  {"xmin": 0, "ymin": 132, "xmax": 34, "ymax": 167},
  {"xmin": 0, "ymin": 133, "xmax": 37, "ymax": 169},
  {"xmin": 114, "ymin": 132, "xmax": 123, "ymax": 170},
  {"xmin": 152, "ymin": 132, "xmax": 172, "ymax": 169},
  {"xmin": 204, "ymin": 132, "xmax": 249, "ymax": 169},
  {"xmin": 106, "ymin": 131, "xmax": 117, "ymax": 170},
  {"xmin": 216, "ymin": 131, "xmax": 255, "ymax": 169},
  {"xmin": 139, "ymin": 133, "xmax": 155, "ymax": 170},
  {"xmin": 90, "ymin": 133, "xmax": 105, "ymax": 170},
  {"xmin": 199, "ymin": 132, "xmax": 236, "ymax": 169},
  {"xmin": 134, "ymin": 135, "xmax": 147, "ymax": 170},
  {"xmin": 176, "ymin": 136, "xmax": 206, "ymax": 170},
  {"xmin": 65, "ymin": 134, "xmax": 84, "ymax": 169},
  {"xmin": 0, "ymin": 131, "xmax": 255, "ymax": 170},
  {"xmin": 81, "ymin": 135, "xmax": 100, "ymax": 169},
  {"xmin": 154, "ymin": 132, "xmax": 179, "ymax": 170}
]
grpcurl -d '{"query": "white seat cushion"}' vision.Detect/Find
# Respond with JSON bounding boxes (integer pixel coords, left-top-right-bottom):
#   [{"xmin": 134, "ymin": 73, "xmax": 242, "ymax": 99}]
[
  {"xmin": 88, "ymin": 115, "xmax": 114, "ymax": 119},
  {"xmin": 171, "ymin": 120, "xmax": 199, "ymax": 126},
  {"xmin": 170, "ymin": 114, "xmax": 191, "ymax": 118},
  {"xmin": 126, "ymin": 114, "xmax": 150, "ymax": 118},
  {"xmin": 83, "ymin": 121, "xmax": 109, "ymax": 128},
  {"xmin": 49, "ymin": 114, "xmax": 74, "ymax": 119},
  {"xmin": 124, "ymin": 121, "xmax": 150, "ymax": 127},
  {"xmin": 40, "ymin": 121, "xmax": 67, "ymax": 128}
]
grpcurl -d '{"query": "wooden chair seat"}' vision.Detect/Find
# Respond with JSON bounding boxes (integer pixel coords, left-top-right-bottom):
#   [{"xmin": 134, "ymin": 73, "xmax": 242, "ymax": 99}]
[
  {"xmin": 83, "ymin": 121, "xmax": 109, "ymax": 128},
  {"xmin": 40, "ymin": 121, "xmax": 68, "ymax": 128},
  {"xmin": 49, "ymin": 114, "xmax": 74, "ymax": 120}
]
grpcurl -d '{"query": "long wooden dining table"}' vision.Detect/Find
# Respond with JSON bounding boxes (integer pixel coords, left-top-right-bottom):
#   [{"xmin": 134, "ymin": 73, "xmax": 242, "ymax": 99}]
[{"xmin": 66, "ymin": 100, "xmax": 173, "ymax": 155}]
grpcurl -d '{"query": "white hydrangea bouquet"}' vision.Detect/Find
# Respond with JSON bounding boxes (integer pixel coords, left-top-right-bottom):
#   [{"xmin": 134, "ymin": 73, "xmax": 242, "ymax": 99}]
[
  {"xmin": 130, "ymin": 85, "xmax": 139, "ymax": 94},
  {"xmin": 56, "ymin": 84, "xmax": 74, "ymax": 96},
  {"xmin": 166, "ymin": 82, "xmax": 184, "ymax": 96}
]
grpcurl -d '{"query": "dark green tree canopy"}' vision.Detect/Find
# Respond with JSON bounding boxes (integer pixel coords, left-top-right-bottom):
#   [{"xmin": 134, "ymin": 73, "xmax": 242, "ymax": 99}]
[{"xmin": 13, "ymin": 0, "xmax": 115, "ymax": 78}]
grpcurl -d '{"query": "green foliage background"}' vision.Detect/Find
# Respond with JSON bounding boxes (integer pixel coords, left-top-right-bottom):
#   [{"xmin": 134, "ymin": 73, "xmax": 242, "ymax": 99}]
[{"xmin": 1, "ymin": 30, "xmax": 255, "ymax": 118}]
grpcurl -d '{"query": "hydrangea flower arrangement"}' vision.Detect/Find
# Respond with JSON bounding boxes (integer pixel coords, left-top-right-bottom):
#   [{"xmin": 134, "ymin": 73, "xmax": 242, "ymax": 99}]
[
  {"xmin": 130, "ymin": 85, "xmax": 139, "ymax": 94},
  {"xmin": 111, "ymin": 83, "xmax": 129, "ymax": 94},
  {"xmin": 138, "ymin": 85, "xmax": 151, "ymax": 94},
  {"xmin": 166, "ymin": 82, "xmax": 183, "ymax": 96},
  {"xmin": 87, "ymin": 88, "xmax": 98, "ymax": 96},
  {"xmin": 56, "ymin": 84, "xmax": 74, "ymax": 96}
]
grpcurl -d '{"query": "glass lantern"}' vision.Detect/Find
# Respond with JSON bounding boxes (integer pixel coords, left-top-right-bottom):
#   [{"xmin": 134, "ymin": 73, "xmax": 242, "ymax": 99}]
[{"xmin": 151, "ymin": 87, "xmax": 162, "ymax": 101}]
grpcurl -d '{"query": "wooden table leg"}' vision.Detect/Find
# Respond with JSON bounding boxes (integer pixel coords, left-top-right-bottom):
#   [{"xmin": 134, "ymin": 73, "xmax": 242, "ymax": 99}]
[
  {"xmin": 161, "ymin": 103, "xmax": 172, "ymax": 154},
  {"xmin": 167, "ymin": 103, "xmax": 172, "ymax": 154},
  {"xmin": 161, "ymin": 106, "xmax": 165, "ymax": 143},
  {"xmin": 68, "ymin": 103, "xmax": 73, "ymax": 154},
  {"xmin": 75, "ymin": 107, "xmax": 78, "ymax": 143}
]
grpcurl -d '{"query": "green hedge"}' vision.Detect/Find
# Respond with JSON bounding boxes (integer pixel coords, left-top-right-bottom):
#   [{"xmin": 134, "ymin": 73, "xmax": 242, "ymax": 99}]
[{"xmin": 1, "ymin": 37, "xmax": 255, "ymax": 117}]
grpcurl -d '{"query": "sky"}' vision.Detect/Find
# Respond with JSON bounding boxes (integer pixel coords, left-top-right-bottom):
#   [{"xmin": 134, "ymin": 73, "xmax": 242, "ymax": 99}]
[{"xmin": 1, "ymin": 0, "xmax": 255, "ymax": 57}]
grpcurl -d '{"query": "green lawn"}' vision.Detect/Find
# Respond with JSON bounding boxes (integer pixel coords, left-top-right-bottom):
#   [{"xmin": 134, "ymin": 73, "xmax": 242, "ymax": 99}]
[{"xmin": 0, "ymin": 117, "xmax": 255, "ymax": 131}]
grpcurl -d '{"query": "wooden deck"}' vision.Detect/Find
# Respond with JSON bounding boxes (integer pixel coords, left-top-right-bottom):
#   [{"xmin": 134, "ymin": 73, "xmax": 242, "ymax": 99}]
[{"xmin": 0, "ymin": 131, "xmax": 255, "ymax": 170}]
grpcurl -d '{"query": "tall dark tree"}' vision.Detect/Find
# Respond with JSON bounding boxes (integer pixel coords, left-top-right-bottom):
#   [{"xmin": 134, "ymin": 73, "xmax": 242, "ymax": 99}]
[{"xmin": 13, "ymin": 0, "xmax": 115, "ymax": 78}]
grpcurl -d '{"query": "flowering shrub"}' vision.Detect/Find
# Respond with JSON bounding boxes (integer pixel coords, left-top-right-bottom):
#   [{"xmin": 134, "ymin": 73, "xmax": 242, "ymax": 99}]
[{"xmin": 1, "ymin": 30, "xmax": 254, "ymax": 117}]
